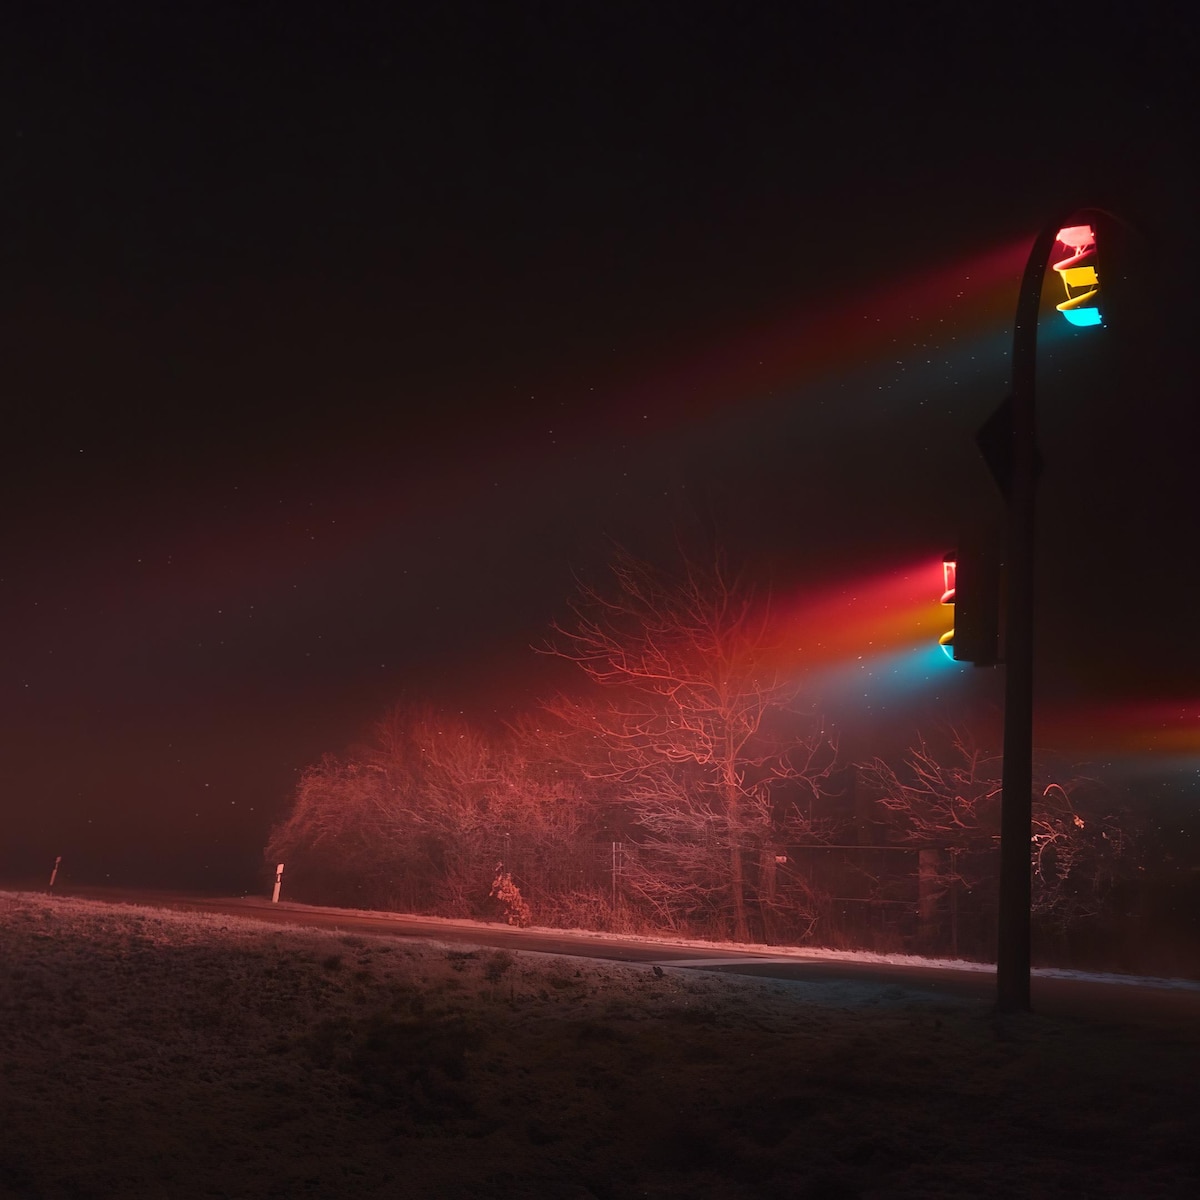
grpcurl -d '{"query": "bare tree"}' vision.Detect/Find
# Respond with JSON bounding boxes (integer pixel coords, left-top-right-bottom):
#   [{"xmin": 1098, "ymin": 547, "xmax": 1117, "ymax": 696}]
[
  {"xmin": 854, "ymin": 729, "xmax": 1137, "ymax": 929},
  {"xmin": 268, "ymin": 706, "xmax": 591, "ymax": 919},
  {"xmin": 265, "ymin": 753, "xmax": 405, "ymax": 905},
  {"xmin": 855, "ymin": 731, "xmax": 1002, "ymax": 851},
  {"xmin": 1031, "ymin": 780, "xmax": 1134, "ymax": 928},
  {"xmin": 543, "ymin": 546, "xmax": 836, "ymax": 941}
]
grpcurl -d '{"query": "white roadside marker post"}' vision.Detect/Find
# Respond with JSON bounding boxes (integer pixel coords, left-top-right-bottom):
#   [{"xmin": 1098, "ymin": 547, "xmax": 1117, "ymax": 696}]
[
  {"xmin": 272, "ymin": 862, "xmax": 285, "ymax": 904},
  {"xmin": 48, "ymin": 856, "xmax": 62, "ymax": 890}
]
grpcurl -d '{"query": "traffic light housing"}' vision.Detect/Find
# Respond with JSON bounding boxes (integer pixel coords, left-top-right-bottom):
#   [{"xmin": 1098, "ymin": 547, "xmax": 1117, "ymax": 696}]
[
  {"xmin": 939, "ymin": 553, "xmax": 956, "ymax": 659},
  {"xmin": 1052, "ymin": 224, "xmax": 1102, "ymax": 328},
  {"xmin": 940, "ymin": 528, "xmax": 1002, "ymax": 665}
]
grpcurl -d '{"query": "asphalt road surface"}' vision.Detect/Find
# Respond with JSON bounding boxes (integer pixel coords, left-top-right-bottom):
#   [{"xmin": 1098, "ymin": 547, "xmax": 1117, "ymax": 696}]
[{"xmin": 34, "ymin": 884, "xmax": 1200, "ymax": 1024}]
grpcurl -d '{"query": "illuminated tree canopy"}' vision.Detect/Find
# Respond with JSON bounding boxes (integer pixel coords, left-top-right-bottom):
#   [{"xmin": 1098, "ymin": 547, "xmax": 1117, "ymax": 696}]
[
  {"xmin": 266, "ymin": 552, "xmax": 1145, "ymax": 959},
  {"xmin": 542, "ymin": 547, "xmax": 837, "ymax": 941}
]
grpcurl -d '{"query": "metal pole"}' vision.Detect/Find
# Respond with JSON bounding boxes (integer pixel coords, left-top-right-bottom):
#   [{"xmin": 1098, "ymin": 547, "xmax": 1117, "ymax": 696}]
[{"xmin": 996, "ymin": 214, "xmax": 1077, "ymax": 1011}]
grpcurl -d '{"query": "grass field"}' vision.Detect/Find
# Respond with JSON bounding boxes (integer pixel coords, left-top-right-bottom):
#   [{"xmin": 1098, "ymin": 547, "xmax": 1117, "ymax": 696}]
[{"xmin": 2, "ymin": 889, "xmax": 1198, "ymax": 1198}]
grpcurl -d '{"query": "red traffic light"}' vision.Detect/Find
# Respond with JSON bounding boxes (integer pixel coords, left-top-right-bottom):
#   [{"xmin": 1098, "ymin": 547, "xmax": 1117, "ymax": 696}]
[
  {"xmin": 939, "ymin": 553, "xmax": 957, "ymax": 659},
  {"xmin": 939, "ymin": 533, "xmax": 1001, "ymax": 666},
  {"xmin": 1052, "ymin": 225, "xmax": 1102, "ymax": 328}
]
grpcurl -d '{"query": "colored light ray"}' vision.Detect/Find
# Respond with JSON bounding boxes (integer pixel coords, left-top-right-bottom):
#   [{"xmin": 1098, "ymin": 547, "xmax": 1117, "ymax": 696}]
[
  {"xmin": 1047, "ymin": 698, "xmax": 1200, "ymax": 762},
  {"xmin": 74, "ymin": 239, "xmax": 1034, "ymax": 694},
  {"xmin": 771, "ymin": 556, "xmax": 964, "ymax": 674},
  {"xmin": 617, "ymin": 238, "xmax": 1031, "ymax": 433},
  {"xmin": 751, "ymin": 558, "xmax": 985, "ymax": 735},
  {"xmin": 119, "ymin": 237, "xmax": 1031, "ymax": 602},
  {"xmin": 804, "ymin": 642, "xmax": 970, "ymax": 712}
]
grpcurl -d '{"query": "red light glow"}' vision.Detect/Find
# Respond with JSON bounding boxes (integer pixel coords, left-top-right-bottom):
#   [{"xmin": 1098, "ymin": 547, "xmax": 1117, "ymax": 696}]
[
  {"xmin": 614, "ymin": 239, "xmax": 1031, "ymax": 432},
  {"xmin": 1047, "ymin": 698, "xmax": 1200, "ymax": 760},
  {"xmin": 772, "ymin": 557, "xmax": 949, "ymax": 673}
]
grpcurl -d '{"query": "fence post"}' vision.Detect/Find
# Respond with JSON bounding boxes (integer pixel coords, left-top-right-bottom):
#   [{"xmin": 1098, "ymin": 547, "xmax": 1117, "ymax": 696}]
[{"xmin": 950, "ymin": 848, "xmax": 959, "ymax": 958}]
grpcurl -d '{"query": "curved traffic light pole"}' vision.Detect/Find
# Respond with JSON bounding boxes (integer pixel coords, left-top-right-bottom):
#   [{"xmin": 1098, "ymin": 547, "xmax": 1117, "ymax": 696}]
[{"xmin": 996, "ymin": 211, "xmax": 1105, "ymax": 1012}]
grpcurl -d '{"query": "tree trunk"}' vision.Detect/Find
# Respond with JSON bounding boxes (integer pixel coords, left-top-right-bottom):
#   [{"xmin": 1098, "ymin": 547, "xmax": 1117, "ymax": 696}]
[
  {"xmin": 759, "ymin": 847, "xmax": 778, "ymax": 943},
  {"xmin": 729, "ymin": 837, "xmax": 749, "ymax": 940},
  {"xmin": 726, "ymin": 775, "xmax": 749, "ymax": 941},
  {"xmin": 918, "ymin": 848, "xmax": 946, "ymax": 952}
]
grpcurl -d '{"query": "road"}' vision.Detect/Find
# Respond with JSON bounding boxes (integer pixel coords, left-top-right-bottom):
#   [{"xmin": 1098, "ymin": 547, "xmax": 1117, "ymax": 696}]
[{"xmin": 40, "ymin": 884, "xmax": 1200, "ymax": 1025}]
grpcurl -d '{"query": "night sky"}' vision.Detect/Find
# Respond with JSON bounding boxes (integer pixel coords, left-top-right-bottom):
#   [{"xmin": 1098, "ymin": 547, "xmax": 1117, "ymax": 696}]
[{"xmin": 3, "ymin": 1, "xmax": 1197, "ymax": 892}]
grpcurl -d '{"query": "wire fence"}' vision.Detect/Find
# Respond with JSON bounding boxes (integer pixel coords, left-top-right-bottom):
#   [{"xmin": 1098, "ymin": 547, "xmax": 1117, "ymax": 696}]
[{"xmin": 281, "ymin": 834, "xmax": 1002, "ymax": 958}]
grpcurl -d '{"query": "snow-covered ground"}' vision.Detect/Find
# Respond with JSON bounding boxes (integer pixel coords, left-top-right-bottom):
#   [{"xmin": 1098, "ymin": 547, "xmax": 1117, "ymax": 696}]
[
  {"xmin": 2, "ymin": 889, "xmax": 1198, "ymax": 1198},
  {"xmin": 243, "ymin": 892, "xmax": 1200, "ymax": 992}
]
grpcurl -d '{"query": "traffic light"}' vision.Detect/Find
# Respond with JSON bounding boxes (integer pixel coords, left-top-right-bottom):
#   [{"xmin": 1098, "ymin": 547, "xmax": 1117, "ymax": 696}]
[
  {"xmin": 939, "ymin": 529, "xmax": 1002, "ymax": 665},
  {"xmin": 1052, "ymin": 225, "xmax": 1102, "ymax": 328},
  {"xmin": 939, "ymin": 552, "xmax": 957, "ymax": 660}
]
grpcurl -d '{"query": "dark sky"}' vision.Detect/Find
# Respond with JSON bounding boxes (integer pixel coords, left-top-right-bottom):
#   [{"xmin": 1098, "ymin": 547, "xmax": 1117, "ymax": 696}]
[{"xmin": 3, "ymin": 1, "xmax": 1197, "ymax": 891}]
